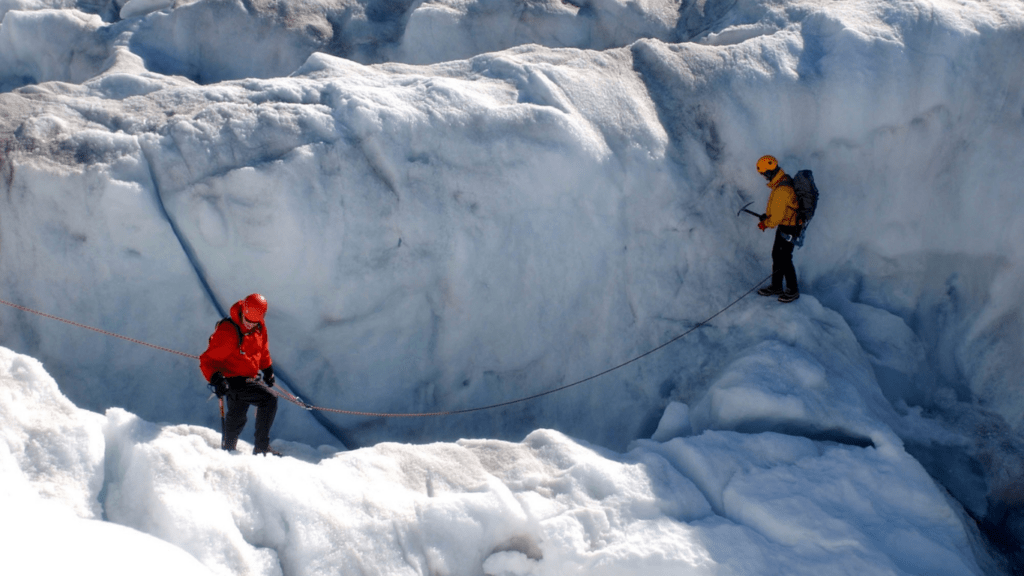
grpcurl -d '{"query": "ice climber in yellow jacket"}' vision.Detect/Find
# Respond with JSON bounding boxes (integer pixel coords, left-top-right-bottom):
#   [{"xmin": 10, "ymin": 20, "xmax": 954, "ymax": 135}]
[{"xmin": 755, "ymin": 155, "xmax": 800, "ymax": 303}]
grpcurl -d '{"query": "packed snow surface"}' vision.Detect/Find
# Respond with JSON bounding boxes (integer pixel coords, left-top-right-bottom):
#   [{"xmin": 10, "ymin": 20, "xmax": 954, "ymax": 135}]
[
  {"xmin": 0, "ymin": 346, "xmax": 991, "ymax": 575},
  {"xmin": 1, "ymin": 0, "xmax": 1023, "ymax": 572}
]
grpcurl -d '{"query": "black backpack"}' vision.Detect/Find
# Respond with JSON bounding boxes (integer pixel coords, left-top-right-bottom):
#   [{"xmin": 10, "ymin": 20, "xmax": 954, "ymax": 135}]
[
  {"xmin": 216, "ymin": 317, "xmax": 244, "ymax": 346},
  {"xmin": 213, "ymin": 316, "xmax": 261, "ymax": 348},
  {"xmin": 791, "ymin": 170, "xmax": 819, "ymax": 226}
]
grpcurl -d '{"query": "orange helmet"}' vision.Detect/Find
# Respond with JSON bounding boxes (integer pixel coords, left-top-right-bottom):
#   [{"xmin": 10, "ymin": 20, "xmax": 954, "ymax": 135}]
[
  {"xmin": 243, "ymin": 293, "xmax": 268, "ymax": 323},
  {"xmin": 756, "ymin": 155, "xmax": 778, "ymax": 175}
]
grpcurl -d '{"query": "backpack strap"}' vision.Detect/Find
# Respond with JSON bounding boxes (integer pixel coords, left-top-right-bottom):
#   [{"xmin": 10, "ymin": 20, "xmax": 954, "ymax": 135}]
[
  {"xmin": 216, "ymin": 315, "xmax": 263, "ymax": 348},
  {"xmin": 217, "ymin": 317, "xmax": 244, "ymax": 347}
]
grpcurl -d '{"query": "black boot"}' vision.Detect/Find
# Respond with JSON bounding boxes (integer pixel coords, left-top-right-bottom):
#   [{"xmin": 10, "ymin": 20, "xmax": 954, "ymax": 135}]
[
  {"xmin": 778, "ymin": 290, "xmax": 800, "ymax": 303},
  {"xmin": 758, "ymin": 285, "xmax": 784, "ymax": 297}
]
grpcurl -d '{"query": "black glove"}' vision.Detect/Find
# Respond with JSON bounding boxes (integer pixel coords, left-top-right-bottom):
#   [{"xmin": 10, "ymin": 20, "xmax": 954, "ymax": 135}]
[
  {"xmin": 209, "ymin": 372, "xmax": 229, "ymax": 397},
  {"xmin": 262, "ymin": 365, "xmax": 275, "ymax": 387}
]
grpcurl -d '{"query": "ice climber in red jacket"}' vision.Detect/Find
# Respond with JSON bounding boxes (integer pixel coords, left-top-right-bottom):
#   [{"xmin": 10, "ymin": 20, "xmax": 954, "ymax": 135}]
[{"xmin": 200, "ymin": 293, "xmax": 281, "ymax": 456}]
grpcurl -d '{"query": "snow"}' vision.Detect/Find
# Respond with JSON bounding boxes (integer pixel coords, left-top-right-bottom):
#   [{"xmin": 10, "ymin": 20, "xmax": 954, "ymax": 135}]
[
  {"xmin": 0, "ymin": 0, "xmax": 1022, "ymax": 572},
  {"xmin": 650, "ymin": 400, "xmax": 690, "ymax": 442},
  {"xmin": 0, "ymin": 346, "xmax": 992, "ymax": 574},
  {"xmin": 0, "ymin": 348, "xmax": 216, "ymax": 575}
]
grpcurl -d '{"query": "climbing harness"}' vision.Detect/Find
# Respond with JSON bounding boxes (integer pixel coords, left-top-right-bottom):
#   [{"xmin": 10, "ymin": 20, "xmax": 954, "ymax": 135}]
[{"xmin": 0, "ymin": 272, "xmax": 772, "ymax": 418}]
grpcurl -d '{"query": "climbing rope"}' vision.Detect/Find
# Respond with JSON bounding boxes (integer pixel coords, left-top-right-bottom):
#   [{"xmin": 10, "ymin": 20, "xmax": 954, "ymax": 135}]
[
  {"xmin": 0, "ymin": 298, "xmax": 201, "ymax": 360},
  {"xmin": 264, "ymin": 272, "xmax": 774, "ymax": 417},
  {"xmin": 0, "ymin": 272, "xmax": 772, "ymax": 417}
]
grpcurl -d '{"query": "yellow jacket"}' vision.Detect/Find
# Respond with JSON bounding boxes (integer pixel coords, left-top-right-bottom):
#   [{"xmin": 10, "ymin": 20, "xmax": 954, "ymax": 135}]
[{"xmin": 764, "ymin": 171, "xmax": 799, "ymax": 228}]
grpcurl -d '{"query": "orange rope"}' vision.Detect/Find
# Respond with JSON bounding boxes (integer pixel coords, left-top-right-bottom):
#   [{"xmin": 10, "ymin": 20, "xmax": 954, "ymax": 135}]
[
  {"xmin": 0, "ymin": 298, "xmax": 200, "ymax": 359},
  {"xmin": 1, "ymin": 273, "xmax": 771, "ymax": 418}
]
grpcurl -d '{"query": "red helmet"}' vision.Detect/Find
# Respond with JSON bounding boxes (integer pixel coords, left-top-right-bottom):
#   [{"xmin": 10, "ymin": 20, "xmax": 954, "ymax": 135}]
[{"xmin": 242, "ymin": 293, "xmax": 268, "ymax": 323}]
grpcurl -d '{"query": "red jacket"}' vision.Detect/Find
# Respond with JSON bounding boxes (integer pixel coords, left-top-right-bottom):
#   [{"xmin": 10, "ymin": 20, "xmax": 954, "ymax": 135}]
[{"xmin": 199, "ymin": 300, "xmax": 273, "ymax": 381}]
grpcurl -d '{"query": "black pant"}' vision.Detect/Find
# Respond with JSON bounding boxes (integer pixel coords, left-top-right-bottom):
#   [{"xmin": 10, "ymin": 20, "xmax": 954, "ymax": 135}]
[
  {"xmin": 222, "ymin": 378, "xmax": 278, "ymax": 452},
  {"xmin": 771, "ymin": 226, "xmax": 799, "ymax": 293}
]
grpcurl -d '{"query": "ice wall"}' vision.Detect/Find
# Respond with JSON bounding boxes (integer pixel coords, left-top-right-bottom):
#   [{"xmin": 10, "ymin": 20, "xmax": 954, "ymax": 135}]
[
  {"xmin": 1, "ymin": 0, "xmax": 1021, "ymax": 448},
  {"xmin": 1, "ymin": 0, "xmax": 1023, "ymax": 567}
]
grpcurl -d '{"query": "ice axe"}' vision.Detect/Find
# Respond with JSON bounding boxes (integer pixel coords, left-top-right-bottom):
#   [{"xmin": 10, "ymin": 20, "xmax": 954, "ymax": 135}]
[
  {"xmin": 219, "ymin": 396, "xmax": 226, "ymax": 450},
  {"xmin": 737, "ymin": 202, "xmax": 766, "ymax": 221},
  {"xmin": 206, "ymin": 390, "xmax": 227, "ymax": 449}
]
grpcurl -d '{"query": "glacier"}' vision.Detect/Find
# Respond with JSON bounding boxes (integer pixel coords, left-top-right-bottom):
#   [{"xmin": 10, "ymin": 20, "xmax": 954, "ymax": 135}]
[{"xmin": 1, "ymin": 0, "xmax": 1023, "ymax": 573}]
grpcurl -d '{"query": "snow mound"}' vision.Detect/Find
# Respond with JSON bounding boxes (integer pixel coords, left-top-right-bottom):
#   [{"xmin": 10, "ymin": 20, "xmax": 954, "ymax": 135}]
[{"xmin": 0, "ymin": 346, "xmax": 994, "ymax": 575}]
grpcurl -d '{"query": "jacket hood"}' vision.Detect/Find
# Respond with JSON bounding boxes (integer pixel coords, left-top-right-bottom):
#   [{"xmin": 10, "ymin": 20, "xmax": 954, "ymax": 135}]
[
  {"xmin": 228, "ymin": 300, "xmax": 263, "ymax": 331},
  {"xmin": 767, "ymin": 170, "xmax": 790, "ymax": 189},
  {"xmin": 229, "ymin": 300, "xmax": 244, "ymax": 323}
]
